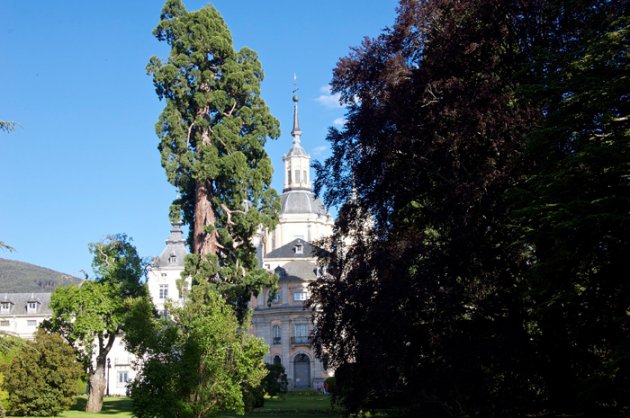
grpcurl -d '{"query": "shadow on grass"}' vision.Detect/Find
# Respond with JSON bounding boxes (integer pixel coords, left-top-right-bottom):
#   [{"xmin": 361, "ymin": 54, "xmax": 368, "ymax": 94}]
[{"xmin": 69, "ymin": 397, "xmax": 133, "ymax": 415}]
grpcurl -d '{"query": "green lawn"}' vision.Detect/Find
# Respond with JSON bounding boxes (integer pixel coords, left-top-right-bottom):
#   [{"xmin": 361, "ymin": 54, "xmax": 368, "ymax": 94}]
[
  {"xmin": 220, "ymin": 391, "xmax": 340, "ymax": 418},
  {"xmin": 9, "ymin": 392, "xmax": 340, "ymax": 418}
]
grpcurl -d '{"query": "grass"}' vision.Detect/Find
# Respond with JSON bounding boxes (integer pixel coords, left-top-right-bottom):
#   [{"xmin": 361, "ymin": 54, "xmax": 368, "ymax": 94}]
[
  {"xmin": 6, "ymin": 397, "xmax": 132, "ymax": 418},
  {"xmin": 220, "ymin": 391, "xmax": 340, "ymax": 418},
  {"xmin": 8, "ymin": 392, "xmax": 340, "ymax": 418}
]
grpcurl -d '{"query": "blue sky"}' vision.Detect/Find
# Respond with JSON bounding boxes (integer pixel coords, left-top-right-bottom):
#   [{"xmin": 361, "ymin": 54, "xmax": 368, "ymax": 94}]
[{"xmin": 0, "ymin": 1, "xmax": 397, "ymax": 277}]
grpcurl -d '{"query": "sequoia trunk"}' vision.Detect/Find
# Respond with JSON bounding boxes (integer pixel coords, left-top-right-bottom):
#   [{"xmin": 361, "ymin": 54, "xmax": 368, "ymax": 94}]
[{"xmin": 194, "ymin": 179, "xmax": 218, "ymax": 256}]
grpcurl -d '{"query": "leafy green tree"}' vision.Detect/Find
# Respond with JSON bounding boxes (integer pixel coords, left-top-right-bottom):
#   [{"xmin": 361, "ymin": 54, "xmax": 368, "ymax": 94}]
[
  {"xmin": 129, "ymin": 284, "xmax": 268, "ymax": 418},
  {"xmin": 4, "ymin": 330, "xmax": 82, "ymax": 417},
  {"xmin": 148, "ymin": 0, "xmax": 280, "ymax": 320},
  {"xmin": 47, "ymin": 234, "xmax": 147, "ymax": 413},
  {"xmin": 0, "ymin": 335, "xmax": 23, "ymax": 417}
]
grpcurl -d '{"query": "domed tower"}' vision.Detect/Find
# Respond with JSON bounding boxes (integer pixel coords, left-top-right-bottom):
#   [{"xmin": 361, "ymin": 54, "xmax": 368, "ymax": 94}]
[
  {"xmin": 252, "ymin": 86, "xmax": 334, "ymax": 391},
  {"xmin": 264, "ymin": 92, "xmax": 333, "ymax": 252}
]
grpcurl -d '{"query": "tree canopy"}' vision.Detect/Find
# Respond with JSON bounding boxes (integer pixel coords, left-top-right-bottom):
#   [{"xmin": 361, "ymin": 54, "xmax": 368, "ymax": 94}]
[
  {"xmin": 47, "ymin": 234, "xmax": 147, "ymax": 413},
  {"xmin": 148, "ymin": 0, "xmax": 280, "ymax": 320},
  {"xmin": 129, "ymin": 285, "xmax": 267, "ymax": 418},
  {"xmin": 131, "ymin": 2, "xmax": 277, "ymax": 416},
  {"xmin": 4, "ymin": 330, "xmax": 83, "ymax": 417},
  {"xmin": 309, "ymin": 0, "xmax": 629, "ymax": 416}
]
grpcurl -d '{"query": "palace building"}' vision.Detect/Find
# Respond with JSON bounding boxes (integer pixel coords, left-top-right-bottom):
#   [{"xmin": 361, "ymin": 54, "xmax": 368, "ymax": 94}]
[
  {"xmin": 147, "ymin": 92, "xmax": 334, "ymax": 390},
  {"xmin": 249, "ymin": 93, "xmax": 334, "ymax": 390},
  {"xmin": 1, "ymin": 91, "xmax": 333, "ymax": 394}
]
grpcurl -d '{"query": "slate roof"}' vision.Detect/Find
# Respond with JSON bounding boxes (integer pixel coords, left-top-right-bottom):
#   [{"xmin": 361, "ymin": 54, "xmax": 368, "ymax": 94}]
[
  {"xmin": 152, "ymin": 222, "xmax": 187, "ymax": 268},
  {"xmin": 265, "ymin": 238, "xmax": 319, "ymax": 259},
  {"xmin": 0, "ymin": 292, "xmax": 52, "ymax": 316},
  {"xmin": 274, "ymin": 260, "xmax": 319, "ymax": 283},
  {"xmin": 280, "ymin": 190, "xmax": 329, "ymax": 216},
  {"xmin": 286, "ymin": 142, "xmax": 308, "ymax": 158}
]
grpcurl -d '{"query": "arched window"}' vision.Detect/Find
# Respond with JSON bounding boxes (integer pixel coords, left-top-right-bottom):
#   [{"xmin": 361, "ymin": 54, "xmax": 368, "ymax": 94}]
[
  {"xmin": 294, "ymin": 353, "xmax": 311, "ymax": 388},
  {"xmin": 273, "ymin": 355, "xmax": 282, "ymax": 366}
]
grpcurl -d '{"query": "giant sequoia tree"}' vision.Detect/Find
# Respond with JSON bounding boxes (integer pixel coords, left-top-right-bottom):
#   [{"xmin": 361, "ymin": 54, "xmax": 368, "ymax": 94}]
[
  {"xmin": 148, "ymin": 0, "xmax": 280, "ymax": 319},
  {"xmin": 130, "ymin": 2, "xmax": 278, "ymax": 416},
  {"xmin": 310, "ymin": 0, "xmax": 628, "ymax": 416}
]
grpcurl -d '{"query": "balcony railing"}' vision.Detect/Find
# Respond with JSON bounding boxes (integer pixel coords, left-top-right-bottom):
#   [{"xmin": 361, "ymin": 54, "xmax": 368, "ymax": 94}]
[
  {"xmin": 272, "ymin": 337, "xmax": 281, "ymax": 345},
  {"xmin": 290, "ymin": 336, "xmax": 312, "ymax": 345}
]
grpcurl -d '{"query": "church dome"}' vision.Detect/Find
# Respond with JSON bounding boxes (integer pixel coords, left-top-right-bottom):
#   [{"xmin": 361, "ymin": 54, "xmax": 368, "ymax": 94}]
[
  {"xmin": 280, "ymin": 190, "xmax": 328, "ymax": 216},
  {"xmin": 286, "ymin": 142, "xmax": 308, "ymax": 157}
]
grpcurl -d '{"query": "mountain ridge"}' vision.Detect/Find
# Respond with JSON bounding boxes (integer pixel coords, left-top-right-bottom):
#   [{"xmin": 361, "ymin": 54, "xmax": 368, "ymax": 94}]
[{"xmin": 0, "ymin": 258, "xmax": 83, "ymax": 293}]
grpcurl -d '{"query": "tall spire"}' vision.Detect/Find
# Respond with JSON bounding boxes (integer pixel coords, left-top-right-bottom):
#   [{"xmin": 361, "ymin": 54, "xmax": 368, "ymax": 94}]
[{"xmin": 291, "ymin": 73, "xmax": 302, "ymax": 143}]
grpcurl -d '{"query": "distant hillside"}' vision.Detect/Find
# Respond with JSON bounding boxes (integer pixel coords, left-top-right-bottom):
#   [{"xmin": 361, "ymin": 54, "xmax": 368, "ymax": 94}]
[{"xmin": 0, "ymin": 258, "xmax": 83, "ymax": 293}]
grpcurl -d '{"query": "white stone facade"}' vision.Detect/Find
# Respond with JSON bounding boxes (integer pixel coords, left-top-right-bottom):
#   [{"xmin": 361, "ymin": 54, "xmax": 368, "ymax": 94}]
[
  {"xmin": 0, "ymin": 293, "xmax": 50, "ymax": 339},
  {"xmin": 249, "ymin": 94, "xmax": 334, "ymax": 390}
]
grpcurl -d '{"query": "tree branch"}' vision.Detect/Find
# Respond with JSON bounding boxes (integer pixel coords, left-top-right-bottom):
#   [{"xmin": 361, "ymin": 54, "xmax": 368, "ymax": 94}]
[{"xmin": 220, "ymin": 203, "xmax": 247, "ymax": 226}]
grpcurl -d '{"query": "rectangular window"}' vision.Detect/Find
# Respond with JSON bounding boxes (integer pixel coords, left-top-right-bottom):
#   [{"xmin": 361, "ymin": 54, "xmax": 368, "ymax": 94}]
[
  {"xmin": 293, "ymin": 324, "xmax": 309, "ymax": 344},
  {"xmin": 0, "ymin": 320, "xmax": 9, "ymax": 327},
  {"xmin": 27, "ymin": 302, "xmax": 38, "ymax": 313},
  {"xmin": 118, "ymin": 371, "xmax": 129, "ymax": 385},
  {"xmin": 295, "ymin": 324, "xmax": 308, "ymax": 337},
  {"xmin": 27, "ymin": 320, "xmax": 37, "ymax": 327},
  {"xmin": 159, "ymin": 284, "xmax": 169, "ymax": 299},
  {"xmin": 272, "ymin": 324, "xmax": 281, "ymax": 344},
  {"xmin": 303, "ymin": 170, "xmax": 307, "ymax": 183},
  {"xmin": 293, "ymin": 290, "xmax": 307, "ymax": 301},
  {"xmin": 295, "ymin": 170, "xmax": 301, "ymax": 183},
  {"xmin": 0, "ymin": 302, "xmax": 10, "ymax": 313}
]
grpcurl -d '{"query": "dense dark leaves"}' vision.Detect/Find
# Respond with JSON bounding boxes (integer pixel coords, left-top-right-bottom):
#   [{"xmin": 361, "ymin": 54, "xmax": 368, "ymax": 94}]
[
  {"xmin": 510, "ymin": 3, "xmax": 630, "ymax": 413},
  {"xmin": 310, "ymin": 0, "xmax": 629, "ymax": 416}
]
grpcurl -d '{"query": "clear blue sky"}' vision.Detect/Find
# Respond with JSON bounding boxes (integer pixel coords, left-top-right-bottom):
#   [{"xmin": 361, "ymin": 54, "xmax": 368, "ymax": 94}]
[{"xmin": 0, "ymin": 1, "xmax": 397, "ymax": 277}]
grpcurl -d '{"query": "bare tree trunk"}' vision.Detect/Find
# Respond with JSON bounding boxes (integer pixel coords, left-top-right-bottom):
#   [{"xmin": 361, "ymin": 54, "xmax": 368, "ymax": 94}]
[
  {"xmin": 86, "ymin": 333, "xmax": 116, "ymax": 412},
  {"xmin": 86, "ymin": 355, "xmax": 106, "ymax": 412}
]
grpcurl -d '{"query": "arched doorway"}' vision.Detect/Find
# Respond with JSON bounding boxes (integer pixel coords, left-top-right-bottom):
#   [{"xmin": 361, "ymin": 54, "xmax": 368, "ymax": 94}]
[{"xmin": 293, "ymin": 353, "xmax": 311, "ymax": 389}]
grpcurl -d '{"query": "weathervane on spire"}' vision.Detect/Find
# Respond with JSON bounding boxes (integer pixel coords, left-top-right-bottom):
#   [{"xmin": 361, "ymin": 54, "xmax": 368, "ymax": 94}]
[
  {"xmin": 291, "ymin": 73, "xmax": 302, "ymax": 141},
  {"xmin": 293, "ymin": 73, "xmax": 299, "ymax": 96}
]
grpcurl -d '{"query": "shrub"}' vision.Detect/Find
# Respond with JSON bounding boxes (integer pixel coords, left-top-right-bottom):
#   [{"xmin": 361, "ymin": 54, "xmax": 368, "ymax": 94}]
[
  {"xmin": 262, "ymin": 363, "xmax": 288, "ymax": 397},
  {"xmin": 4, "ymin": 330, "xmax": 83, "ymax": 416}
]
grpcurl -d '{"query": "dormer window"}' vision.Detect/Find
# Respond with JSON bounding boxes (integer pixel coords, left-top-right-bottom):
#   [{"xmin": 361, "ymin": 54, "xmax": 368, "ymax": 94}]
[
  {"xmin": 293, "ymin": 289, "xmax": 308, "ymax": 302},
  {"xmin": 27, "ymin": 302, "xmax": 38, "ymax": 313},
  {"xmin": 272, "ymin": 291, "xmax": 281, "ymax": 304},
  {"xmin": 0, "ymin": 302, "xmax": 11, "ymax": 313},
  {"xmin": 168, "ymin": 254, "xmax": 177, "ymax": 264},
  {"xmin": 295, "ymin": 244, "xmax": 303, "ymax": 255}
]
